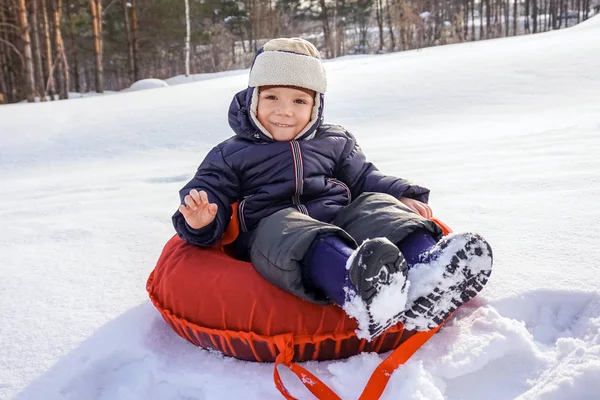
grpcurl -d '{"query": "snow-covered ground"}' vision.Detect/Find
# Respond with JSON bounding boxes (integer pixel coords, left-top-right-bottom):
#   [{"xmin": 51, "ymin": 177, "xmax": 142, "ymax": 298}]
[{"xmin": 1, "ymin": 16, "xmax": 600, "ymax": 400}]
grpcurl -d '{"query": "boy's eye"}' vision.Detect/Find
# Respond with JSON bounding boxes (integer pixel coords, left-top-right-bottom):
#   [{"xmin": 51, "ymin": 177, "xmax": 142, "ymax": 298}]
[
  {"xmin": 264, "ymin": 95, "xmax": 277, "ymax": 100},
  {"xmin": 295, "ymin": 99, "xmax": 307, "ymax": 104}
]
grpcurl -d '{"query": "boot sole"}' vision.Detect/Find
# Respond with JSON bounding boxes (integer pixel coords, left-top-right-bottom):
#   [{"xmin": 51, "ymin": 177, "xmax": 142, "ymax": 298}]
[{"xmin": 402, "ymin": 233, "xmax": 493, "ymax": 331}]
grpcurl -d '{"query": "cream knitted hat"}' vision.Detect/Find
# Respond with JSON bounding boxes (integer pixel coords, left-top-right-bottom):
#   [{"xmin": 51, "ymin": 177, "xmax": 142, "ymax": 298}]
[{"xmin": 248, "ymin": 38, "xmax": 327, "ymax": 94}]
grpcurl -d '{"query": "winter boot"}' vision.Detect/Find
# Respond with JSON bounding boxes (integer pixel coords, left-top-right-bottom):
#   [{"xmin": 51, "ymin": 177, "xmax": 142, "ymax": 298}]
[
  {"xmin": 347, "ymin": 237, "xmax": 411, "ymax": 339},
  {"xmin": 302, "ymin": 235, "xmax": 409, "ymax": 341},
  {"xmin": 400, "ymin": 232, "xmax": 493, "ymax": 331}
]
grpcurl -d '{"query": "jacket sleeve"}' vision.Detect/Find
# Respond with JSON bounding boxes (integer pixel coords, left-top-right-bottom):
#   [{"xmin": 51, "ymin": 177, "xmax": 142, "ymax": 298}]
[
  {"xmin": 336, "ymin": 132, "xmax": 431, "ymax": 203},
  {"xmin": 172, "ymin": 145, "xmax": 240, "ymax": 246}
]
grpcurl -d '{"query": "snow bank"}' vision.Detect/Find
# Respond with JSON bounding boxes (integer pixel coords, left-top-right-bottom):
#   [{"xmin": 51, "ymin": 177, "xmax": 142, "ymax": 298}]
[{"xmin": 128, "ymin": 79, "xmax": 169, "ymax": 91}]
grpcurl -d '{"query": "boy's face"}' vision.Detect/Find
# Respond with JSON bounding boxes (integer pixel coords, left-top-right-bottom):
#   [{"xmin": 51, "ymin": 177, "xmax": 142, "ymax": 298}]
[{"xmin": 257, "ymin": 86, "xmax": 315, "ymax": 141}]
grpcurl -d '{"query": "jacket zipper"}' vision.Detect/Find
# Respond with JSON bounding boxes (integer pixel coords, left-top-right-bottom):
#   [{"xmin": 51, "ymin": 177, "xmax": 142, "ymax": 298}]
[
  {"xmin": 238, "ymin": 196, "xmax": 250, "ymax": 232},
  {"xmin": 290, "ymin": 141, "xmax": 309, "ymax": 215}
]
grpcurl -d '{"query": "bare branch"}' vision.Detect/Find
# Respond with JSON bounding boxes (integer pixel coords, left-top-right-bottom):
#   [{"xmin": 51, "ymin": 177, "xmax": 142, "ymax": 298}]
[
  {"xmin": 45, "ymin": 54, "xmax": 60, "ymax": 97},
  {"xmin": 0, "ymin": 0, "xmax": 20, "ymax": 10},
  {"xmin": 0, "ymin": 36, "xmax": 24, "ymax": 65},
  {"xmin": 102, "ymin": 0, "xmax": 117, "ymax": 15},
  {"xmin": 0, "ymin": 21, "xmax": 20, "ymax": 32}
]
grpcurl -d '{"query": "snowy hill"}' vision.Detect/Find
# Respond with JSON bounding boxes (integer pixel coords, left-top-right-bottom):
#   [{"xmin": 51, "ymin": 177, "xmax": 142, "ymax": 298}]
[{"xmin": 1, "ymin": 16, "xmax": 600, "ymax": 400}]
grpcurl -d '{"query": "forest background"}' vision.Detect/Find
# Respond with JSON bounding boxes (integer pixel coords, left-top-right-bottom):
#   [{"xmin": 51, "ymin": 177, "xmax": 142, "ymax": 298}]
[{"xmin": 1, "ymin": 0, "xmax": 599, "ymax": 104}]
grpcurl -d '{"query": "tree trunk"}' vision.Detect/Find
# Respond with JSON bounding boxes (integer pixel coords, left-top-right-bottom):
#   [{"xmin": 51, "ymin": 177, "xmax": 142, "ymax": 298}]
[
  {"xmin": 333, "ymin": 0, "xmax": 338, "ymax": 57},
  {"xmin": 513, "ymin": 0, "xmax": 518, "ymax": 35},
  {"xmin": 130, "ymin": 0, "xmax": 140, "ymax": 81},
  {"xmin": 375, "ymin": 0, "xmax": 385, "ymax": 51},
  {"xmin": 398, "ymin": 2, "xmax": 407, "ymax": 50},
  {"xmin": 123, "ymin": 0, "xmax": 134, "ymax": 83},
  {"xmin": 556, "ymin": 0, "xmax": 560, "ymax": 28},
  {"xmin": 247, "ymin": 0, "xmax": 254, "ymax": 54},
  {"xmin": 40, "ymin": 0, "xmax": 56, "ymax": 98},
  {"xmin": 319, "ymin": 0, "xmax": 331, "ymax": 58},
  {"xmin": 52, "ymin": 0, "xmax": 69, "ymax": 99},
  {"xmin": 84, "ymin": 60, "xmax": 93, "ymax": 91},
  {"xmin": 525, "ymin": 0, "xmax": 530, "ymax": 32},
  {"xmin": 496, "ymin": 0, "xmax": 502, "ymax": 36},
  {"xmin": 184, "ymin": 0, "xmax": 190, "ymax": 76},
  {"xmin": 16, "ymin": 0, "xmax": 35, "ymax": 102},
  {"xmin": 532, "ymin": 0, "xmax": 538, "ymax": 33},
  {"xmin": 89, "ymin": 0, "xmax": 103, "ymax": 93},
  {"xmin": 505, "ymin": 0, "xmax": 509, "ymax": 36},
  {"xmin": 493, "ymin": 0, "xmax": 498, "ymax": 37},
  {"xmin": 479, "ymin": 0, "xmax": 484, "ymax": 39},
  {"xmin": 464, "ymin": 0, "xmax": 469, "ymax": 40},
  {"xmin": 268, "ymin": 0, "xmax": 276, "ymax": 38},
  {"xmin": 252, "ymin": 0, "xmax": 257, "ymax": 52},
  {"xmin": 49, "ymin": 0, "xmax": 63, "ymax": 97},
  {"xmin": 471, "ymin": 0, "xmax": 476, "ymax": 40},
  {"xmin": 31, "ymin": 0, "xmax": 45, "ymax": 98},
  {"xmin": 486, "ymin": 0, "xmax": 492, "ymax": 38},
  {"xmin": 483, "ymin": 0, "xmax": 489, "ymax": 38},
  {"xmin": 434, "ymin": 0, "xmax": 441, "ymax": 42},
  {"xmin": 385, "ymin": 0, "xmax": 395, "ymax": 50},
  {"xmin": 0, "ymin": 9, "xmax": 12, "ymax": 103},
  {"xmin": 0, "ymin": 39, "xmax": 6, "ymax": 103},
  {"xmin": 543, "ymin": 0, "xmax": 548, "ymax": 31},
  {"xmin": 0, "ymin": 66, "xmax": 6, "ymax": 103},
  {"xmin": 66, "ymin": 0, "xmax": 80, "ymax": 92},
  {"xmin": 498, "ymin": 0, "xmax": 503, "ymax": 36},
  {"xmin": 339, "ymin": 10, "xmax": 345, "ymax": 55}
]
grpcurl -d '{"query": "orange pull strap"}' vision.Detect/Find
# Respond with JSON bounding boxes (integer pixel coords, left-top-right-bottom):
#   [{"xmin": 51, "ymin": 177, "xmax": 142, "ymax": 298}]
[
  {"xmin": 274, "ymin": 334, "xmax": 342, "ymax": 400},
  {"xmin": 430, "ymin": 217, "xmax": 452, "ymax": 235},
  {"xmin": 358, "ymin": 325, "xmax": 442, "ymax": 400},
  {"xmin": 273, "ymin": 326, "xmax": 442, "ymax": 400}
]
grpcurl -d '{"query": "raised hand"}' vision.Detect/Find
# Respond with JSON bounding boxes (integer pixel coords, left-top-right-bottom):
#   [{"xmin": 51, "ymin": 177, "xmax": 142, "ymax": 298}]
[
  {"xmin": 399, "ymin": 197, "xmax": 433, "ymax": 219},
  {"xmin": 178, "ymin": 189, "xmax": 219, "ymax": 230}
]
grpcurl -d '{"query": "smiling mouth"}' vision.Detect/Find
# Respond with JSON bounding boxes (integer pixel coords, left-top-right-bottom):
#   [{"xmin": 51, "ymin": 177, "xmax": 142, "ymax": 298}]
[{"xmin": 272, "ymin": 122, "xmax": 293, "ymax": 128}]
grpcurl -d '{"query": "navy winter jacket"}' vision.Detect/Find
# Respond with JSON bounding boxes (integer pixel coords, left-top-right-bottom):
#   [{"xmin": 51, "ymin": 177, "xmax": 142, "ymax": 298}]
[{"xmin": 172, "ymin": 88, "xmax": 430, "ymax": 249}]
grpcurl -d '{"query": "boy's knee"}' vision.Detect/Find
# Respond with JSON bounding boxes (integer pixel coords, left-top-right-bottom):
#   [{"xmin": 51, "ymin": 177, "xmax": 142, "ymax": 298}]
[
  {"xmin": 349, "ymin": 192, "xmax": 415, "ymax": 214},
  {"xmin": 354, "ymin": 192, "xmax": 399, "ymax": 204},
  {"xmin": 254, "ymin": 207, "xmax": 310, "ymax": 233}
]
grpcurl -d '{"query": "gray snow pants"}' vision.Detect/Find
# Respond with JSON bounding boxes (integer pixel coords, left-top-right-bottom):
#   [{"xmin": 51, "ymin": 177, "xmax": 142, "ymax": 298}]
[{"xmin": 248, "ymin": 192, "xmax": 444, "ymax": 305}]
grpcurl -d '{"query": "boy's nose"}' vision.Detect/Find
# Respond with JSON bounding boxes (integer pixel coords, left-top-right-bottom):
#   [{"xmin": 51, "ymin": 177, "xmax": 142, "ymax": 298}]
[{"xmin": 276, "ymin": 107, "xmax": 293, "ymax": 116}]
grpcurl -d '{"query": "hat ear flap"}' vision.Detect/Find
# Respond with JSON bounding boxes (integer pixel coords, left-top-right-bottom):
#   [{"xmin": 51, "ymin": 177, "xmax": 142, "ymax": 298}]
[{"xmin": 248, "ymin": 87, "xmax": 274, "ymax": 140}]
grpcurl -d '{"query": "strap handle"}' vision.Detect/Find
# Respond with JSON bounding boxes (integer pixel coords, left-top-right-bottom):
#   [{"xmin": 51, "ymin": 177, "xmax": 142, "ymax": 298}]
[
  {"xmin": 272, "ymin": 325, "xmax": 442, "ymax": 400},
  {"xmin": 430, "ymin": 217, "xmax": 452, "ymax": 235},
  {"xmin": 273, "ymin": 334, "xmax": 342, "ymax": 400},
  {"xmin": 358, "ymin": 326, "xmax": 442, "ymax": 399}
]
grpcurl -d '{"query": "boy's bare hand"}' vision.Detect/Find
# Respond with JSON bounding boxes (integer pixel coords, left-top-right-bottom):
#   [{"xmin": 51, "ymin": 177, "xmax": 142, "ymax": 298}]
[
  {"xmin": 399, "ymin": 197, "xmax": 433, "ymax": 219},
  {"xmin": 179, "ymin": 189, "xmax": 218, "ymax": 230}
]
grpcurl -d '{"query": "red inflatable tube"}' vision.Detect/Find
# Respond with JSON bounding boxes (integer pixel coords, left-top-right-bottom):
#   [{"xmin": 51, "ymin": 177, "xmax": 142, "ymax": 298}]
[{"xmin": 147, "ymin": 204, "xmax": 452, "ymax": 399}]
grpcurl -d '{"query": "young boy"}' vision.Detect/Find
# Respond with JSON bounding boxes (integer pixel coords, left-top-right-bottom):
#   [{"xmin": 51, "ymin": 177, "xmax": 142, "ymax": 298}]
[{"xmin": 173, "ymin": 38, "xmax": 493, "ymax": 340}]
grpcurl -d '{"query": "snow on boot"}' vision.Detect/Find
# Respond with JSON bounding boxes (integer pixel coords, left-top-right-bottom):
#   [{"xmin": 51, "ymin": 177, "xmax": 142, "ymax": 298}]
[
  {"xmin": 400, "ymin": 232, "xmax": 493, "ymax": 331},
  {"xmin": 343, "ymin": 237, "xmax": 410, "ymax": 341}
]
